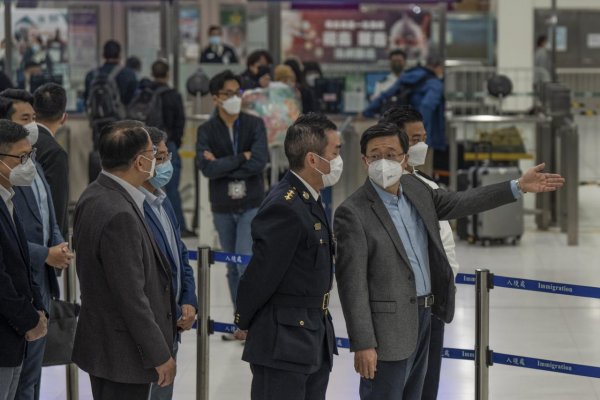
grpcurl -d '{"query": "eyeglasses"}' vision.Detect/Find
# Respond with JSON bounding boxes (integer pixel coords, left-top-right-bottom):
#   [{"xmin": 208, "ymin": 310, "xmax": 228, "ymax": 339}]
[
  {"xmin": 138, "ymin": 145, "xmax": 158, "ymax": 157},
  {"xmin": 0, "ymin": 148, "xmax": 36, "ymax": 165},
  {"xmin": 217, "ymin": 89, "xmax": 243, "ymax": 99},
  {"xmin": 366, "ymin": 152, "xmax": 405, "ymax": 163},
  {"xmin": 155, "ymin": 152, "xmax": 172, "ymax": 163}
]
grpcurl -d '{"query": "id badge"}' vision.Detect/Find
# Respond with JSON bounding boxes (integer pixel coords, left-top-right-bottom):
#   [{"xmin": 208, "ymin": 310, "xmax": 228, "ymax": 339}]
[{"xmin": 228, "ymin": 180, "xmax": 247, "ymax": 200}]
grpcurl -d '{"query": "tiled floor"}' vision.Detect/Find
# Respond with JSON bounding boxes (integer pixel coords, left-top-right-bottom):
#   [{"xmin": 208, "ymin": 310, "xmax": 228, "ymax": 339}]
[{"xmin": 40, "ymin": 186, "xmax": 600, "ymax": 399}]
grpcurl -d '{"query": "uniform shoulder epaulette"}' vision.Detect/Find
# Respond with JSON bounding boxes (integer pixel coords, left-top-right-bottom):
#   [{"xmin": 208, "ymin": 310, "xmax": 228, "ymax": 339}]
[{"xmin": 284, "ymin": 186, "xmax": 297, "ymax": 202}]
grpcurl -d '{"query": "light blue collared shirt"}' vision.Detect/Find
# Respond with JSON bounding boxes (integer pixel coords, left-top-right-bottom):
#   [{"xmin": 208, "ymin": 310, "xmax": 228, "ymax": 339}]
[
  {"xmin": 101, "ymin": 171, "xmax": 146, "ymax": 212},
  {"xmin": 371, "ymin": 179, "xmax": 431, "ymax": 296},
  {"xmin": 32, "ymin": 170, "xmax": 50, "ymax": 245},
  {"xmin": 140, "ymin": 187, "xmax": 182, "ymax": 303}
]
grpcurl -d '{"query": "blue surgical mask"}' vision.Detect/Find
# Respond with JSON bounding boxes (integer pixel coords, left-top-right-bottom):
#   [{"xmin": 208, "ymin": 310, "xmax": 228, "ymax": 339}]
[
  {"xmin": 209, "ymin": 36, "xmax": 221, "ymax": 46},
  {"xmin": 149, "ymin": 160, "xmax": 173, "ymax": 189}
]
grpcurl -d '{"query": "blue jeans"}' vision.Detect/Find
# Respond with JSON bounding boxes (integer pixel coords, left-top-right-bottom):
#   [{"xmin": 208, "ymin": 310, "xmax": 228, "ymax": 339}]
[
  {"xmin": 360, "ymin": 307, "xmax": 432, "ymax": 400},
  {"xmin": 213, "ymin": 208, "xmax": 258, "ymax": 305},
  {"xmin": 165, "ymin": 141, "xmax": 186, "ymax": 232}
]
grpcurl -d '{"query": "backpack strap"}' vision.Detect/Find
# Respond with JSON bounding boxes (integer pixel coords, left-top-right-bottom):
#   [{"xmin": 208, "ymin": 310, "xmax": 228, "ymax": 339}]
[{"xmin": 107, "ymin": 65, "xmax": 123, "ymax": 82}]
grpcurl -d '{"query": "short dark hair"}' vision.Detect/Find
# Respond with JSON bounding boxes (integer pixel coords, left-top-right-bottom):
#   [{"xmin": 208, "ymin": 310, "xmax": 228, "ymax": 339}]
[
  {"xmin": 209, "ymin": 70, "xmax": 241, "ymax": 95},
  {"xmin": 0, "ymin": 89, "xmax": 33, "ymax": 106},
  {"xmin": 389, "ymin": 49, "xmax": 407, "ymax": 59},
  {"xmin": 0, "ymin": 119, "xmax": 29, "ymax": 153},
  {"xmin": 537, "ymin": 35, "xmax": 548, "ymax": 47},
  {"xmin": 98, "ymin": 120, "xmax": 148, "ymax": 171},
  {"xmin": 146, "ymin": 126, "xmax": 168, "ymax": 146},
  {"xmin": 360, "ymin": 122, "xmax": 409, "ymax": 155},
  {"xmin": 126, "ymin": 56, "xmax": 141, "ymax": 71},
  {"xmin": 151, "ymin": 59, "xmax": 169, "ymax": 79},
  {"xmin": 303, "ymin": 61, "xmax": 322, "ymax": 76},
  {"xmin": 284, "ymin": 113, "xmax": 336, "ymax": 171},
  {"xmin": 379, "ymin": 106, "xmax": 423, "ymax": 130},
  {"xmin": 208, "ymin": 25, "xmax": 221, "ymax": 35},
  {"xmin": 0, "ymin": 97, "xmax": 14, "ymax": 119},
  {"xmin": 0, "ymin": 89, "xmax": 34, "ymax": 120},
  {"xmin": 246, "ymin": 49, "xmax": 273, "ymax": 68},
  {"xmin": 426, "ymin": 53, "xmax": 444, "ymax": 68},
  {"xmin": 103, "ymin": 40, "xmax": 121, "ymax": 60},
  {"xmin": 284, "ymin": 58, "xmax": 303, "ymax": 84},
  {"xmin": 33, "ymin": 83, "xmax": 67, "ymax": 122}
]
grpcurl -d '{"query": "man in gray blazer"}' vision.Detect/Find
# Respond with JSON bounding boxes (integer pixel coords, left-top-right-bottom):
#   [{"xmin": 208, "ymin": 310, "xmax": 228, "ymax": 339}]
[
  {"xmin": 334, "ymin": 123, "xmax": 564, "ymax": 400},
  {"xmin": 73, "ymin": 121, "xmax": 177, "ymax": 400}
]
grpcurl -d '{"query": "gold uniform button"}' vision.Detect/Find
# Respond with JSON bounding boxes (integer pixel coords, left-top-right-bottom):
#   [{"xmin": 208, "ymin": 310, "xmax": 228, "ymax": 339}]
[{"xmin": 299, "ymin": 320, "xmax": 305, "ymax": 326}]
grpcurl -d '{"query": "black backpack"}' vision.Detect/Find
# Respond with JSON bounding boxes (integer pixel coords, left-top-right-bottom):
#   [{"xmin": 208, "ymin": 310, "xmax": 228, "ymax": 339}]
[
  {"xmin": 126, "ymin": 85, "xmax": 171, "ymax": 129},
  {"xmin": 381, "ymin": 68, "xmax": 437, "ymax": 113},
  {"xmin": 86, "ymin": 66, "xmax": 126, "ymax": 123}
]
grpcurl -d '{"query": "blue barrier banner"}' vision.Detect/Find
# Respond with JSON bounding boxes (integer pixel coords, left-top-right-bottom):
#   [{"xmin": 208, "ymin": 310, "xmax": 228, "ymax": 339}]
[
  {"xmin": 493, "ymin": 275, "xmax": 600, "ymax": 299},
  {"xmin": 455, "ymin": 273, "xmax": 476, "ymax": 285},
  {"xmin": 207, "ymin": 321, "xmax": 600, "ymax": 378},
  {"xmin": 189, "ymin": 251, "xmax": 600, "ymax": 299},
  {"xmin": 191, "ymin": 251, "xmax": 600, "ymax": 300},
  {"xmin": 442, "ymin": 348, "xmax": 475, "ymax": 361},
  {"xmin": 213, "ymin": 252, "xmax": 252, "ymax": 266},
  {"xmin": 493, "ymin": 352, "xmax": 600, "ymax": 379}
]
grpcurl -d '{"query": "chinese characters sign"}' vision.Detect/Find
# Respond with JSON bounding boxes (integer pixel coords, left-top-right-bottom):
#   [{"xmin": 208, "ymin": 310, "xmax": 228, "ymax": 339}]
[{"xmin": 282, "ymin": 9, "xmax": 432, "ymax": 63}]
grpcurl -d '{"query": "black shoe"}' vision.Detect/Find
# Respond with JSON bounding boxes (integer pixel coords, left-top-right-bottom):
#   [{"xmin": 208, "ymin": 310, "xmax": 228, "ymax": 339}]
[{"xmin": 181, "ymin": 229, "xmax": 197, "ymax": 238}]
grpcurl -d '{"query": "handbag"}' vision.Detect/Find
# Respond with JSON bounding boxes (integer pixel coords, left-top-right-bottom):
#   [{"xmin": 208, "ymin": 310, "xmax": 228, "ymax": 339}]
[{"xmin": 42, "ymin": 299, "xmax": 81, "ymax": 366}]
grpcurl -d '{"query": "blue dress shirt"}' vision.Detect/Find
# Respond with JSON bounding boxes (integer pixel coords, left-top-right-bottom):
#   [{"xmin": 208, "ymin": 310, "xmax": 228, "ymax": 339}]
[
  {"xmin": 32, "ymin": 171, "xmax": 50, "ymax": 245},
  {"xmin": 371, "ymin": 179, "xmax": 432, "ymax": 296}
]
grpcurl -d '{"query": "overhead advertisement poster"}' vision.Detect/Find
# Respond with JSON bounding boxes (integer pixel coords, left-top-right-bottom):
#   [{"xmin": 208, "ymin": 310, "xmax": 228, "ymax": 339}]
[{"xmin": 282, "ymin": 8, "xmax": 432, "ymax": 63}]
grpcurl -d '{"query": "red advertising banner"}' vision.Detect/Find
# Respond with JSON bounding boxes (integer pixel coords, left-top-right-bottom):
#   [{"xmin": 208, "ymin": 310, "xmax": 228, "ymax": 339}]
[{"xmin": 282, "ymin": 9, "xmax": 432, "ymax": 63}]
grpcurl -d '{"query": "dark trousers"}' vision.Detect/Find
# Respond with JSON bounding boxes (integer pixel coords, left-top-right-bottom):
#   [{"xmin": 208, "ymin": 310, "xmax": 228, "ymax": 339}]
[
  {"xmin": 165, "ymin": 141, "xmax": 186, "ymax": 231},
  {"xmin": 422, "ymin": 316, "xmax": 445, "ymax": 400},
  {"xmin": 15, "ymin": 273, "xmax": 51, "ymax": 400},
  {"xmin": 14, "ymin": 337, "xmax": 46, "ymax": 400},
  {"xmin": 89, "ymin": 375, "xmax": 150, "ymax": 400},
  {"xmin": 359, "ymin": 306, "xmax": 431, "ymax": 400},
  {"xmin": 250, "ymin": 362, "xmax": 330, "ymax": 400}
]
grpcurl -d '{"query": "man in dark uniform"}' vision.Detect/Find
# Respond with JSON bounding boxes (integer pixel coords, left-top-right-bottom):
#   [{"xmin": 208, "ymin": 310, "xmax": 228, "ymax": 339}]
[
  {"xmin": 234, "ymin": 113, "xmax": 343, "ymax": 400},
  {"xmin": 200, "ymin": 25, "xmax": 238, "ymax": 64}
]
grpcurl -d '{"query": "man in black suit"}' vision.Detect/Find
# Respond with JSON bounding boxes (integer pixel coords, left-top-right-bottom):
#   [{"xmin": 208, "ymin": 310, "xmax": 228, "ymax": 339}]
[
  {"xmin": 32, "ymin": 83, "xmax": 69, "ymax": 237},
  {"xmin": 0, "ymin": 120, "xmax": 48, "ymax": 400},
  {"xmin": 234, "ymin": 113, "xmax": 342, "ymax": 400},
  {"xmin": 0, "ymin": 89, "xmax": 74, "ymax": 400},
  {"xmin": 73, "ymin": 121, "xmax": 176, "ymax": 400}
]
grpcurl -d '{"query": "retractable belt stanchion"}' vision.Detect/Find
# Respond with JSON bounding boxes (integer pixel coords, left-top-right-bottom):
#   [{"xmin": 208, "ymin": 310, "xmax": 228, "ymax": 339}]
[
  {"xmin": 66, "ymin": 233, "xmax": 78, "ymax": 400},
  {"xmin": 196, "ymin": 247, "xmax": 213, "ymax": 400},
  {"xmin": 475, "ymin": 269, "xmax": 493, "ymax": 400}
]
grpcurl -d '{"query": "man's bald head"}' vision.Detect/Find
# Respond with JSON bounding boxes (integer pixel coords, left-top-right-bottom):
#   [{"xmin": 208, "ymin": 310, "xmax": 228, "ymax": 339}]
[{"xmin": 98, "ymin": 120, "xmax": 149, "ymax": 172}]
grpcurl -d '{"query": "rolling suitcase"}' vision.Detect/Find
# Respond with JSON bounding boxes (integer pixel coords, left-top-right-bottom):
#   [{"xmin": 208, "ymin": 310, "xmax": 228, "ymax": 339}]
[
  {"xmin": 466, "ymin": 165, "xmax": 524, "ymax": 245},
  {"xmin": 456, "ymin": 169, "xmax": 471, "ymax": 240}
]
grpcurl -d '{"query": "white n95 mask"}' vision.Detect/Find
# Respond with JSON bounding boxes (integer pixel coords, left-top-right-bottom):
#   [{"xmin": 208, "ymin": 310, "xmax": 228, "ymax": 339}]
[
  {"xmin": 222, "ymin": 95, "xmax": 242, "ymax": 115},
  {"xmin": 368, "ymin": 158, "xmax": 404, "ymax": 189},
  {"xmin": 0, "ymin": 158, "xmax": 36, "ymax": 186},
  {"xmin": 407, "ymin": 141, "xmax": 428, "ymax": 167}
]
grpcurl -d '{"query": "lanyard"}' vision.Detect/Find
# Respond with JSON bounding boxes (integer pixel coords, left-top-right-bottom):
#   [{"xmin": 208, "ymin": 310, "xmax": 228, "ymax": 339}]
[{"xmin": 232, "ymin": 119, "xmax": 240, "ymax": 155}]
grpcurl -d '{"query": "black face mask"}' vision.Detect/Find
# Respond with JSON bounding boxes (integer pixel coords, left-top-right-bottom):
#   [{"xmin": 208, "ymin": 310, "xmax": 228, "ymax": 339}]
[{"xmin": 390, "ymin": 61, "xmax": 404, "ymax": 75}]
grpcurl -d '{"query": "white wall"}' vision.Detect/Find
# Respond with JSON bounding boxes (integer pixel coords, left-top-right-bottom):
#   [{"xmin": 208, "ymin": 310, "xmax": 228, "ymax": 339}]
[{"xmin": 496, "ymin": 0, "xmax": 600, "ymax": 69}]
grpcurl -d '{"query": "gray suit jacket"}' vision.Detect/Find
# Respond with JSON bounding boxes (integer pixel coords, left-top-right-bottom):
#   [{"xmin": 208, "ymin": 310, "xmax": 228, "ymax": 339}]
[
  {"xmin": 72, "ymin": 174, "xmax": 176, "ymax": 384},
  {"xmin": 334, "ymin": 175, "xmax": 516, "ymax": 361}
]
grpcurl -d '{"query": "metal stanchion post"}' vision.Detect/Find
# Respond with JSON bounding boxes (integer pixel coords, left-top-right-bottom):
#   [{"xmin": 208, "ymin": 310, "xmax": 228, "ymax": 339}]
[
  {"xmin": 65, "ymin": 233, "xmax": 78, "ymax": 400},
  {"xmin": 475, "ymin": 269, "xmax": 493, "ymax": 400},
  {"xmin": 196, "ymin": 247, "xmax": 212, "ymax": 400},
  {"xmin": 564, "ymin": 121, "xmax": 579, "ymax": 245}
]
